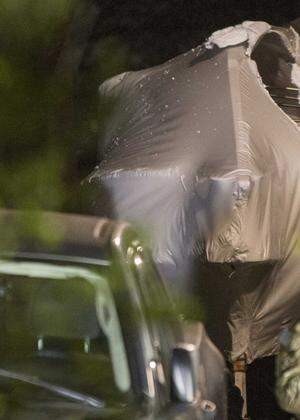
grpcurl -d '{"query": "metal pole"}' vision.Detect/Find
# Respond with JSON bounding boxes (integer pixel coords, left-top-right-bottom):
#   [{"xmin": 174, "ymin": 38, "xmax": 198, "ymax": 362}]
[{"xmin": 233, "ymin": 356, "xmax": 248, "ymax": 419}]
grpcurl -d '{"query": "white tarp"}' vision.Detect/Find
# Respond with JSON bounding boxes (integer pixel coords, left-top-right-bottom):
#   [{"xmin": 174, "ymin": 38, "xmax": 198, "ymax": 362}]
[{"xmin": 89, "ymin": 21, "xmax": 300, "ymax": 363}]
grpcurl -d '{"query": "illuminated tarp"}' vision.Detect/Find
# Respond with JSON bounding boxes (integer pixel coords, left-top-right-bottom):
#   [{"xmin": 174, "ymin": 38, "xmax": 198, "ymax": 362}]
[{"xmin": 89, "ymin": 21, "xmax": 300, "ymax": 362}]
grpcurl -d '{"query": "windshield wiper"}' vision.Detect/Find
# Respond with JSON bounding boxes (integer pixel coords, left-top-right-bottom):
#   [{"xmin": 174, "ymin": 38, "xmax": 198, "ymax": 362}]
[{"xmin": 0, "ymin": 368, "xmax": 104, "ymax": 408}]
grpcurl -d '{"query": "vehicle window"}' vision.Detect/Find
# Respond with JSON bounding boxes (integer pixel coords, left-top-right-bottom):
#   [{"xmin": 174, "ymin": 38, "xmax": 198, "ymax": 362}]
[{"xmin": 0, "ymin": 259, "xmax": 131, "ymax": 398}]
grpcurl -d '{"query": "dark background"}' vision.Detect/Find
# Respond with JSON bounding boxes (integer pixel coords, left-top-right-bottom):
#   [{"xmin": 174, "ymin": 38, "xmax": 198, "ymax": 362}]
[{"xmin": 74, "ymin": 0, "xmax": 300, "ymax": 70}]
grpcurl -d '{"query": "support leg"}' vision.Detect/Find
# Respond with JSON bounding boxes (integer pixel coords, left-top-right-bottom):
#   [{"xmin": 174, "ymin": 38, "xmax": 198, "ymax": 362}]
[{"xmin": 233, "ymin": 356, "xmax": 248, "ymax": 419}]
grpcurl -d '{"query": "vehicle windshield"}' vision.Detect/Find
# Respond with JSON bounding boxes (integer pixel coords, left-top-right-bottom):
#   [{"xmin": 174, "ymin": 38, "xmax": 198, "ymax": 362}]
[{"xmin": 0, "ymin": 259, "xmax": 131, "ymax": 411}]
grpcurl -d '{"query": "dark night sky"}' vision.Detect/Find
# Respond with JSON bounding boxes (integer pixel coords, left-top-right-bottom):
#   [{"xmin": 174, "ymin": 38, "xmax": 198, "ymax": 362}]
[{"xmin": 92, "ymin": 0, "xmax": 300, "ymax": 68}]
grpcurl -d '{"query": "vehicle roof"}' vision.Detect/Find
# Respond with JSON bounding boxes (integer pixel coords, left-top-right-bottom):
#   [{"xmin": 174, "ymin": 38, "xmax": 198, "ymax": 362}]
[{"xmin": 0, "ymin": 209, "xmax": 118, "ymax": 263}]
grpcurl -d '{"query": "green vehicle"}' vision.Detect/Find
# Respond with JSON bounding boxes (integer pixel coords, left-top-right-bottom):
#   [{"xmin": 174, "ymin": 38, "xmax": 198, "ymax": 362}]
[{"xmin": 0, "ymin": 210, "xmax": 226, "ymax": 419}]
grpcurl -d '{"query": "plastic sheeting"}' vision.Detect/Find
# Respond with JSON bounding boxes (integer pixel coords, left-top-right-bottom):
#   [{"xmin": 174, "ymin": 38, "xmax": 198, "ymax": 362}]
[{"xmin": 88, "ymin": 21, "xmax": 300, "ymax": 363}]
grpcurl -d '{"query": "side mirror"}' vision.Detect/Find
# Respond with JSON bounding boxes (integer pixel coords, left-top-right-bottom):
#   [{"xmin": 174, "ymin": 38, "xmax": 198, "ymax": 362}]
[
  {"xmin": 170, "ymin": 321, "xmax": 224, "ymax": 418},
  {"xmin": 171, "ymin": 344, "xmax": 199, "ymax": 403}
]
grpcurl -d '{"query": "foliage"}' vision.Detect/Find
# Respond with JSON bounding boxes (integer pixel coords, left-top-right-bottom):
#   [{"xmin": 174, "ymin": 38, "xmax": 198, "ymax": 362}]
[{"xmin": 0, "ymin": 0, "xmax": 134, "ymax": 247}]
